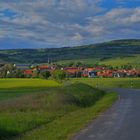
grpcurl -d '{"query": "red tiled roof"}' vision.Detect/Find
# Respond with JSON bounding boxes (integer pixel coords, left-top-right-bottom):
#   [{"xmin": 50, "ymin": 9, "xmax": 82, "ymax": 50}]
[
  {"xmin": 85, "ymin": 68, "xmax": 94, "ymax": 71},
  {"xmin": 64, "ymin": 67, "xmax": 80, "ymax": 74},
  {"xmin": 39, "ymin": 66, "xmax": 49, "ymax": 69},
  {"xmin": 24, "ymin": 70, "xmax": 33, "ymax": 75}
]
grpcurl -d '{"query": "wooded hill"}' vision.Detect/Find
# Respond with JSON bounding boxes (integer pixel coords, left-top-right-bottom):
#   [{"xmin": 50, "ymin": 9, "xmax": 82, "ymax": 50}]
[{"xmin": 0, "ymin": 39, "xmax": 140, "ymax": 63}]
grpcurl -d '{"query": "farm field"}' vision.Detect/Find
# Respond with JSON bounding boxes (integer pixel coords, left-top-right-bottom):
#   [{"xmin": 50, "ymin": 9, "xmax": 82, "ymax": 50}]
[
  {"xmin": 0, "ymin": 79, "xmax": 60, "ymax": 89},
  {"xmin": 0, "ymin": 79, "xmax": 60, "ymax": 101},
  {"xmin": 0, "ymin": 79, "xmax": 117, "ymax": 140},
  {"xmin": 72, "ymin": 78, "xmax": 140, "ymax": 89},
  {"xmin": 0, "ymin": 78, "xmax": 139, "ymax": 102}
]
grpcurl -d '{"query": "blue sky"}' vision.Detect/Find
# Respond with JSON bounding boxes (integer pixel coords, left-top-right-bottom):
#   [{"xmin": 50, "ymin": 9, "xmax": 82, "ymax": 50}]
[{"xmin": 0, "ymin": 0, "xmax": 140, "ymax": 49}]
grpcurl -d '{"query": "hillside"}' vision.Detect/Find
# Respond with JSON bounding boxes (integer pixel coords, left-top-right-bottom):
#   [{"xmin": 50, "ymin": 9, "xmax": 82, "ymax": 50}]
[
  {"xmin": 56, "ymin": 55, "xmax": 140, "ymax": 67},
  {"xmin": 0, "ymin": 39, "xmax": 140, "ymax": 63}
]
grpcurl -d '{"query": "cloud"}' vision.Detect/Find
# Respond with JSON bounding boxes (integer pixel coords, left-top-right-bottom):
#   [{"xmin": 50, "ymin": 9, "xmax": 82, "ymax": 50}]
[
  {"xmin": 86, "ymin": 7, "xmax": 140, "ymax": 41},
  {"xmin": 0, "ymin": 0, "xmax": 103, "ymax": 47},
  {"xmin": 0, "ymin": 0, "xmax": 140, "ymax": 48}
]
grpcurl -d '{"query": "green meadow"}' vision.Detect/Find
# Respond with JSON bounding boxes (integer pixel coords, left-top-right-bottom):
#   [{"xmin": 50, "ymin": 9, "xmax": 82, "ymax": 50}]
[
  {"xmin": 0, "ymin": 77, "xmax": 140, "ymax": 140},
  {"xmin": 56, "ymin": 55, "xmax": 140, "ymax": 67},
  {"xmin": 100, "ymin": 55, "xmax": 140, "ymax": 67},
  {"xmin": 0, "ymin": 78, "xmax": 119, "ymax": 140},
  {"xmin": 0, "ymin": 79, "xmax": 60, "ymax": 89},
  {"xmin": 0, "ymin": 79, "xmax": 60, "ymax": 101},
  {"xmin": 72, "ymin": 78, "xmax": 140, "ymax": 89}
]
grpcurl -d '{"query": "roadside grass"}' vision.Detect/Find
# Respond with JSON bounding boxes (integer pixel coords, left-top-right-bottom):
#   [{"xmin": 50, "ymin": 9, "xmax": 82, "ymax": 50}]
[
  {"xmin": 72, "ymin": 78, "xmax": 140, "ymax": 89},
  {"xmin": 0, "ymin": 83, "xmax": 109, "ymax": 140},
  {"xmin": 14, "ymin": 92, "xmax": 117, "ymax": 140}
]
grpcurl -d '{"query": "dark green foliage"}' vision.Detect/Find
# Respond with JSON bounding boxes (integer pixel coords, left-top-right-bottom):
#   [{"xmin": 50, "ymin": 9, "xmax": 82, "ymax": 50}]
[
  {"xmin": 0, "ymin": 128, "xmax": 18, "ymax": 140},
  {"xmin": 0, "ymin": 39, "xmax": 140, "ymax": 63},
  {"xmin": 0, "ymin": 64, "xmax": 24, "ymax": 78},
  {"xmin": 39, "ymin": 71, "xmax": 51, "ymax": 79},
  {"xmin": 52, "ymin": 70, "xmax": 66, "ymax": 81},
  {"xmin": 64, "ymin": 83, "xmax": 105, "ymax": 107}
]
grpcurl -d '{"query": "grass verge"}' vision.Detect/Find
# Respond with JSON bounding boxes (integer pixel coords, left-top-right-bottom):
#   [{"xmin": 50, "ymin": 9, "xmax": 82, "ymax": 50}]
[
  {"xmin": 0, "ymin": 80, "xmax": 118, "ymax": 140},
  {"xmin": 14, "ymin": 92, "xmax": 118, "ymax": 140},
  {"xmin": 72, "ymin": 78, "xmax": 140, "ymax": 89}
]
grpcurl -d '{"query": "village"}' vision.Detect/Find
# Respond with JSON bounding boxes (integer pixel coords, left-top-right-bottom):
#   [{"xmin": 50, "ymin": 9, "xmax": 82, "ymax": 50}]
[
  {"xmin": 11, "ymin": 63, "xmax": 140, "ymax": 78},
  {"xmin": 0, "ymin": 63, "xmax": 140, "ymax": 78}
]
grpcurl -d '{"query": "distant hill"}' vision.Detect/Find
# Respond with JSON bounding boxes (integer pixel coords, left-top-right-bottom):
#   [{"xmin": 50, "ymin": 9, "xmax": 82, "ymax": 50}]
[{"xmin": 0, "ymin": 39, "xmax": 140, "ymax": 64}]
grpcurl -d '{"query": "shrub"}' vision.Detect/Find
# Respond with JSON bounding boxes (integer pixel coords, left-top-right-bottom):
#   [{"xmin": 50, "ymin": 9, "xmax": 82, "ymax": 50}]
[
  {"xmin": 52, "ymin": 70, "xmax": 66, "ymax": 81},
  {"xmin": 39, "ymin": 71, "xmax": 51, "ymax": 79}
]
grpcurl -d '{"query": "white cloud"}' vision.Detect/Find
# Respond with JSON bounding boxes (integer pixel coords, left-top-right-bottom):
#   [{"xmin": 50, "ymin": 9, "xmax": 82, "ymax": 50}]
[
  {"xmin": 0, "ymin": 0, "xmax": 140, "ymax": 48},
  {"xmin": 85, "ymin": 7, "xmax": 140, "ymax": 41}
]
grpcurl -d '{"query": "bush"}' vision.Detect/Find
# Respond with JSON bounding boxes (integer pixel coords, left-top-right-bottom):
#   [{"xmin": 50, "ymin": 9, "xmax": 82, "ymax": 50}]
[
  {"xmin": 65, "ymin": 83, "xmax": 106, "ymax": 107},
  {"xmin": 52, "ymin": 70, "xmax": 66, "ymax": 81},
  {"xmin": 39, "ymin": 71, "xmax": 51, "ymax": 79}
]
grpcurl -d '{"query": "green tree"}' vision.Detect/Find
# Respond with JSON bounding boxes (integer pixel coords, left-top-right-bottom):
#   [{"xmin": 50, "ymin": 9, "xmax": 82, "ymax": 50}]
[
  {"xmin": 39, "ymin": 71, "xmax": 51, "ymax": 79},
  {"xmin": 52, "ymin": 70, "xmax": 66, "ymax": 81}
]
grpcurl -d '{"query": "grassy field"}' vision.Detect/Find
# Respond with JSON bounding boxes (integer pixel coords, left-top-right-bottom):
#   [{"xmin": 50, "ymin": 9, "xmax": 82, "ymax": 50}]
[
  {"xmin": 71, "ymin": 78, "xmax": 140, "ymax": 89},
  {"xmin": 1, "ymin": 77, "xmax": 140, "ymax": 140},
  {"xmin": 15, "ymin": 92, "xmax": 117, "ymax": 140},
  {"xmin": 0, "ymin": 79, "xmax": 60, "ymax": 101},
  {"xmin": 0, "ymin": 79, "xmax": 60, "ymax": 89},
  {"xmin": 0, "ymin": 79, "xmax": 117, "ymax": 140},
  {"xmin": 56, "ymin": 55, "xmax": 140, "ymax": 67},
  {"xmin": 100, "ymin": 55, "xmax": 140, "ymax": 67}
]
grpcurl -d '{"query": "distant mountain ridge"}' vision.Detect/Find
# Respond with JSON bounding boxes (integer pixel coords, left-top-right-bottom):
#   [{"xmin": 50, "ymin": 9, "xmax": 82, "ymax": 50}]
[{"xmin": 0, "ymin": 39, "xmax": 140, "ymax": 63}]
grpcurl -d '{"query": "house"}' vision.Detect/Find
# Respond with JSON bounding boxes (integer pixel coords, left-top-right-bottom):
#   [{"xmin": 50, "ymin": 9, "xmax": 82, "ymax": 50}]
[
  {"xmin": 39, "ymin": 65, "xmax": 49, "ymax": 70},
  {"xmin": 23, "ymin": 69, "xmax": 33, "ymax": 77},
  {"xmin": 38, "ymin": 65, "xmax": 56, "ymax": 72},
  {"xmin": 97, "ymin": 70, "xmax": 113, "ymax": 77},
  {"xmin": 64, "ymin": 67, "xmax": 82, "ymax": 77},
  {"xmin": 82, "ymin": 68, "xmax": 97, "ymax": 77}
]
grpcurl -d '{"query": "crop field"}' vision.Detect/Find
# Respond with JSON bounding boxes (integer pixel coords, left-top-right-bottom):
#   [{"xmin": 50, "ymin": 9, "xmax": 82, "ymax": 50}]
[
  {"xmin": 0, "ymin": 79, "xmax": 60, "ymax": 89},
  {"xmin": 0, "ymin": 79, "xmax": 60, "ymax": 101},
  {"xmin": 0, "ymin": 79, "xmax": 117, "ymax": 140},
  {"xmin": 72, "ymin": 78, "xmax": 140, "ymax": 89}
]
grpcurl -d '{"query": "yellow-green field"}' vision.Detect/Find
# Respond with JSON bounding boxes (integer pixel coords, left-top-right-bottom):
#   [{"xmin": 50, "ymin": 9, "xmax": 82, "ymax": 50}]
[
  {"xmin": 0, "ymin": 78, "xmax": 139, "ymax": 101},
  {"xmin": 0, "ymin": 79, "xmax": 60, "ymax": 89},
  {"xmin": 0, "ymin": 79, "xmax": 60, "ymax": 101}
]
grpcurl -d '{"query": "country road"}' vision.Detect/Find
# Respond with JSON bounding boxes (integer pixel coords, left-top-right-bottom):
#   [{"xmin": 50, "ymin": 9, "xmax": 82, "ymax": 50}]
[{"xmin": 72, "ymin": 88, "xmax": 140, "ymax": 140}]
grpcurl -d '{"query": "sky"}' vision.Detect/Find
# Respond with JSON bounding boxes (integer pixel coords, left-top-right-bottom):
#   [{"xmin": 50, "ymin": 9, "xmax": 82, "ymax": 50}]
[{"xmin": 0, "ymin": 0, "xmax": 140, "ymax": 49}]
